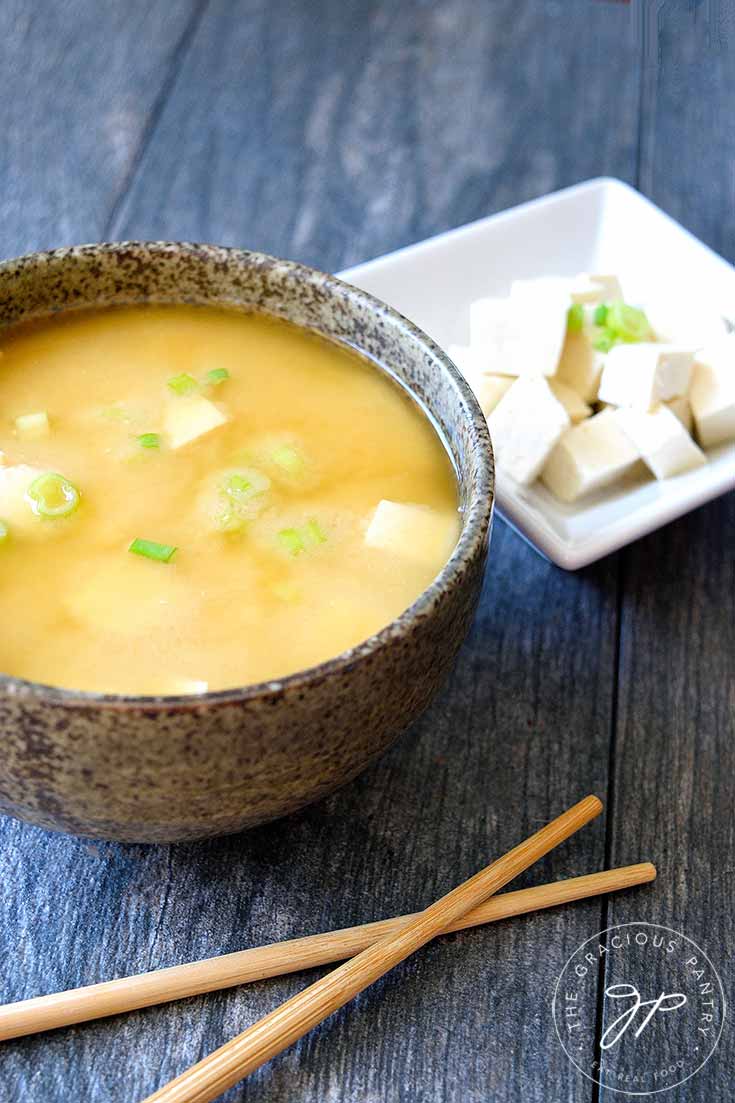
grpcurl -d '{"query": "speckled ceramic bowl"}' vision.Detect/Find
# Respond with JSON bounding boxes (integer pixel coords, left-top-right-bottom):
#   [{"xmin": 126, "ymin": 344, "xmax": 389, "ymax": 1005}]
[{"xmin": 0, "ymin": 242, "xmax": 494, "ymax": 842}]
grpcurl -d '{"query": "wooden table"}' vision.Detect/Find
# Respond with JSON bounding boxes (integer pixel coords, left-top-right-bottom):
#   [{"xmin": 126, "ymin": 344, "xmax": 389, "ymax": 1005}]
[{"xmin": 0, "ymin": 2, "xmax": 732, "ymax": 1100}]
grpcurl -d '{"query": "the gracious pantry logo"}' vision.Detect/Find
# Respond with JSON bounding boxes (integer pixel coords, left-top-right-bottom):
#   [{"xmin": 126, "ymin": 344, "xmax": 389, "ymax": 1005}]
[{"xmin": 552, "ymin": 922, "xmax": 725, "ymax": 1095}]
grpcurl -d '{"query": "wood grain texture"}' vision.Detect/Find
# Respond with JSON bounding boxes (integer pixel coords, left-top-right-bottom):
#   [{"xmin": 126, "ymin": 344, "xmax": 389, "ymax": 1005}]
[
  {"xmin": 0, "ymin": 0, "xmax": 204, "ymax": 259},
  {"xmin": 109, "ymin": 0, "xmax": 641, "ymax": 268},
  {"xmin": 599, "ymin": 4, "xmax": 735, "ymax": 1099},
  {"xmin": 6, "ymin": 1, "xmax": 732, "ymax": 1102}
]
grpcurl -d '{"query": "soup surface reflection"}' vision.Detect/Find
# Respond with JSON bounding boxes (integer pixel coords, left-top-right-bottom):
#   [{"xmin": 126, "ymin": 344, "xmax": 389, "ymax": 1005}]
[{"xmin": 0, "ymin": 305, "xmax": 460, "ymax": 694}]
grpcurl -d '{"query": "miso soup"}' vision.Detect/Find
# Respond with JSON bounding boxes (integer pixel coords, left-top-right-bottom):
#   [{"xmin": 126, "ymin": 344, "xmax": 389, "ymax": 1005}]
[{"xmin": 0, "ymin": 305, "xmax": 460, "ymax": 694}]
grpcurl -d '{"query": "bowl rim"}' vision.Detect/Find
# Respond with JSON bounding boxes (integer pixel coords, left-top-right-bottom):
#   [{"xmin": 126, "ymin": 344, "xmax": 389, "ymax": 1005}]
[{"xmin": 0, "ymin": 240, "xmax": 494, "ymax": 709}]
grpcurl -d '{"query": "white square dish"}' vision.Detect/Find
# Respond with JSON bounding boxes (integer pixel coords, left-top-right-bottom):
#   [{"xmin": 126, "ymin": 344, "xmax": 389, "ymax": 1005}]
[{"xmin": 338, "ymin": 178, "xmax": 735, "ymax": 569}]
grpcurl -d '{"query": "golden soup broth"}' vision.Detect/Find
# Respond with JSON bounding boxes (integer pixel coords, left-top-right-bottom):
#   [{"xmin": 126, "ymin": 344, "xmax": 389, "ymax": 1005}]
[{"xmin": 0, "ymin": 305, "xmax": 460, "ymax": 694}]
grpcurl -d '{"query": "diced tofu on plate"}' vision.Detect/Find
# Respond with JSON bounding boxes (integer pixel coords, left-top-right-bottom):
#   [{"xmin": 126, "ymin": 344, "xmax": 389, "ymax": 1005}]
[
  {"xmin": 615, "ymin": 404, "xmax": 706, "ymax": 479},
  {"xmin": 556, "ymin": 330, "xmax": 606, "ymax": 403},
  {"xmin": 689, "ymin": 338, "xmax": 735, "ymax": 447},
  {"xmin": 549, "ymin": 380, "xmax": 591, "ymax": 423},
  {"xmin": 541, "ymin": 409, "xmax": 641, "ymax": 503},
  {"xmin": 569, "ymin": 272, "xmax": 623, "ymax": 304},
  {"xmin": 487, "ymin": 375, "xmax": 570, "ymax": 485},
  {"xmin": 469, "ymin": 281, "xmax": 569, "ymax": 377},
  {"xmin": 597, "ymin": 343, "xmax": 694, "ymax": 411},
  {"xmin": 665, "ymin": 395, "xmax": 694, "ymax": 433}
]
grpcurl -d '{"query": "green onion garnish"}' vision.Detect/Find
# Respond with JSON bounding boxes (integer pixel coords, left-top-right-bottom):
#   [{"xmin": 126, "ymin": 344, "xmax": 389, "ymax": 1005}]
[
  {"xmin": 204, "ymin": 368, "xmax": 230, "ymax": 386},
  {"xmin": 592, "ymin": 330, "xmax": 616, "ymax": 353},
  {"xmin": 167, "ymin": 373, "xmax": 199, "ymax": 396},
  {"xmin": 0, "ymin": 521, "xmax": 8, "ymax": 544},
  {"xmin": 271, "ymin": 444, "xmax": 304, "ymax": 475},
  {"xmin": 137, "ymin": 432, "xmax": 161, "ymax": 449},
  {"xmin": 26, "ymin": 473, "xmax": 81, "ymax": 519},
  {"xmin": 225, "ymin": 474, "xmax": 252, "ymax": 496},
  {"xmin": 277, "ymin": 528, "xmax": 305, "ymax": 555},
  {"xmin": 128, "ymin": 538, "xmax": 177, "ymax": 563},
  {"xmin": 277, "ymin": 519, "xmax": 327, "ymax": 556},
  {"xmin": 99, "ymin": 404, "xmax": 133, "ymax": 423},
  {"xmin": 593, "ymin": 303, "xmax": 609, "ymax": 326},
  {"xmin": 606, "ymin": 301, "xmax": 651, "ymax": 343},
  {"xmin": 304, "ymin": 519, "xmax": 327, "ymax": 546},
  {"xmin": 566, "ymin": 303, "xmax": 585, "ymax": 333}
]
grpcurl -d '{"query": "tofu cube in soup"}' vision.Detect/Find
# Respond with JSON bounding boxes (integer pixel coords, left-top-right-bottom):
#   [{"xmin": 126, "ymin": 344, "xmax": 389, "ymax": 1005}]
[
  {"xmin": 164, "ymin": 395, "xmax": 228, "ymax": 449},
  {"xmin": 487, "ymin": 375, "xmax": 570, "ymax": 485},
  {"xmin": 689, "ymin": 338, "xmax": 735, "ymax": 447},
  {"xmin": 597, "ymin": 344, "xmax": 694, "ymax": 410},
  {"xmin": 541, "ymin": 409, "xmax": 640, "ymax": 503},
  {"xmin": 365, "ymin": 500, "xmax": 458, "ymax": 568},
  {"xmin": 615, "ymin": 404, "xmax": 706, "ymax": 479}
]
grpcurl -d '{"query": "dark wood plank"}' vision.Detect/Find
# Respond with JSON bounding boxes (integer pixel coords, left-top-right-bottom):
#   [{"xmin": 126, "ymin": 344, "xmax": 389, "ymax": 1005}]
[
  {"xmin": 0, "ymin": 2, "xmax": 645, "ymax": 1101},
  {"xmin": 0, "ymin": 0, "xmax": 203, "ymax": 258},
  {"xmin": 110, "ymin": 0, "xmax": 642, "ymax": 270},
  {"xmin": 599, "ymin": 3, "xmax": 735, "ymax": 1098}
]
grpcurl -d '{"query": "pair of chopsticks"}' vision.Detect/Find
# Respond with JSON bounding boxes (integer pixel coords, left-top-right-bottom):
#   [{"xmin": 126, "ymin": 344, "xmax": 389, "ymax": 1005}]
[{"xmin": 0, "ymin": 796, "xmax": 655, "ymax": 1102}]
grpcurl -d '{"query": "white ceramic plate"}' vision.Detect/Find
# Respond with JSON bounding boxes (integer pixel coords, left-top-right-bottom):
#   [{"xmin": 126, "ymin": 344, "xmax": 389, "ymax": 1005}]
[{"xmin": 338, "ymin": 178, "xmax": 735, "ymax": 569}]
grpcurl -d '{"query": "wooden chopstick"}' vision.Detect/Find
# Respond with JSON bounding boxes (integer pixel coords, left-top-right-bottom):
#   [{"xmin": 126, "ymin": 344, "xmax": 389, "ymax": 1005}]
[
  {"xmin": 0, "ymin": 861, "xmax": 655, "ymax": 1043},
  {"xmin": 141, "ymin": 794, "xmax": 602, "ymax": 1102}
]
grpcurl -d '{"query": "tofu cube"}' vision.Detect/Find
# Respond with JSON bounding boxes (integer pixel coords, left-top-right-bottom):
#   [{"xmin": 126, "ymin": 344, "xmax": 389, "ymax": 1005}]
[
  {"xmin": 541, "ymin": 409, "xmax": 640, "ymax": 502},
  {"xmin": 365, "ymin": 500, "xmax": 459, "ymax": 567},
  {"xmin": 447, "ymin": 343, "xmax": 485, "ymax": 379},
  {"xmin": 665, "ymin": 395, "xmax": 693, "ymax": 434},
  {"xmin": 556, "ymin": 330, "xmax": 606, "ymax": 402},
  {"xmin": 447, "ymin": 345, "xmax": 514, "ymax": 417},
  {"xmin": 597, "ymin": 343, "xmax": 694, "ymax": 410},
  {"xmin": 615, "ymin": 404, "xmax": 706, "ymax": 479},
  {"xmin": 164, "ymin": 395, "xmax": 227, "ymax": 449},
  {"xmin": 690, "ymin": 338, "xmax": 735, "ymax": 447},
  {"xmin": 469, "ymin": 281, "xmax": 569, "ymax": 377},
  {"xmin": 549, "ymin": 380, "xmax": 592, "ymax": 423},
  {"xmin": 645, "ymin": 298, "xmax": 729, "ymax": 346},
  {"xmin": 487, "ymin": 375, "xmax": 570, "ymax": 485},
  {"xmin": 15, "ymin": 411, "xmax": 50, "ymax": 440},
  {"xmin": 570, "ymin": 273, "xmax": 623, "ymax": 304}
]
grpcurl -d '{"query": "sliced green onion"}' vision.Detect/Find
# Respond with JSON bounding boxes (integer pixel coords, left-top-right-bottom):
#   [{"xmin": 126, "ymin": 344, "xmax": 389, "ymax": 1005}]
[
  {"xmin": 278, "ymin": 527, "xmax": 305, "ymax": 555},
  {"xmin": 225, "ymin": 474, "xmax": 252, "ymax": 497},
  {"xmin": 15, "ymin": 411, "xmax": 50, "ymax": 439},
  {"xmin": 128, "ymin": 538, "xmax": 177, "ymax": 563},
  {"xmin": 303, "ymin": 518, "xmax": 327, "ymax": 546},
  {"xmin": 593, "ymin": 303, "xmax": 609, "ymax": 326},
  {"xmin": 606, "ymin": 301, "xmax": 651, "ymax": 343},
  {"xmin": 271, "ymin": 444, "xmax": 304, "ymax": 475},
  {"xmin": 204, "ymin": 368, "xmax": 230, "ymax": 386},
  {"xmin": 99, "ymin": 404, "xmax": 134, "ymax": 423},
  {"xmin": 277, "ymin": 520, "xmax": 327, "ymax": 556},
  {"xmin": 592, "ymin": 330, "xmax": 616, "ymax": 353},
  {"xmin": 566, "ymin": 303, "xmax": 585, "ymax": 333},
  {"xmin": 26, "ymin": 473, "xmax": 81, "ymax": 519},
  {"xmin": 167, "ymin": 373, "xmax": 199, "ymax": 396},
  {"xmin": 137, "ymin": 432, "xmax": 161, "ymax": 449},
  {"xmin": 0, "ymin": 521, "xmax": 8, "ymax": 544}
]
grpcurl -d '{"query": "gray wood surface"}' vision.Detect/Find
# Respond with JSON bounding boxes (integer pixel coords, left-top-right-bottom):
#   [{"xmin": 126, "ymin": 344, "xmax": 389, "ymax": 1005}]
[{"xmin": 0, "ymin": 2, "xmax": 732, "ymax": 1102}]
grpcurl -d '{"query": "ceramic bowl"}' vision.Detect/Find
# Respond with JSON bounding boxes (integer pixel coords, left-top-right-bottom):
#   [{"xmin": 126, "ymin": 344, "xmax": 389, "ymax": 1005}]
[{"xmin": 0, "ymin": 242, "xmax": 494, "ymax": 842}]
